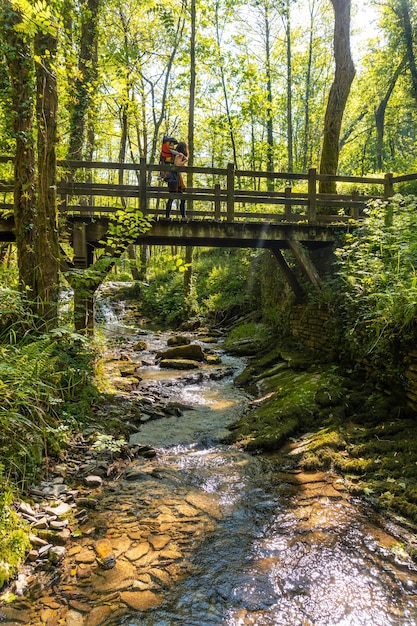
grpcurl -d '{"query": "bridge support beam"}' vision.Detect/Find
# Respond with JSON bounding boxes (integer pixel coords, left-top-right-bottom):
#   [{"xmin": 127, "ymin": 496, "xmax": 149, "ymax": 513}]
[
  {"xmin": 288, "ymin": 239, "xmax": 321, "ymax": 288},
  {"xmin": 270, "ymin": 247, "xmax": 305, "ymax": 301}
]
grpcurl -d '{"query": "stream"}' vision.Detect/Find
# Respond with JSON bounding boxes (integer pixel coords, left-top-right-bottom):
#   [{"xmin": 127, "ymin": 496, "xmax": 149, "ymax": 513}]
[{"xmin": 2, "ymin": 300, "xmax": 417, "ymax": 625}]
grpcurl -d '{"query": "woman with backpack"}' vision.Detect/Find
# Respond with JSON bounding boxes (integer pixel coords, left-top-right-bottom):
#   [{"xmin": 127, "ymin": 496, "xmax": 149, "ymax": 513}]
[{"xmin": 165, "ymin": 141, "xmax": 188, "ymax": 219}]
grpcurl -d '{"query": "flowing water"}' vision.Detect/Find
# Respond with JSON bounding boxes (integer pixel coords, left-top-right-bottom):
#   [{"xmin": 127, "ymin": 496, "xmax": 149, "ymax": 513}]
[
  {"xmin": 113, "ymin": 322, "xmax": 417, "ymax": 625},
  {"xmin": 3, "ymin": 303, "xmax": 417, "ymax": 625}
]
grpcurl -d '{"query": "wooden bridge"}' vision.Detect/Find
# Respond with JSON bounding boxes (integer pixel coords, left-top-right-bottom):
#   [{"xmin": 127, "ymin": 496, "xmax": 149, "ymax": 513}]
[{"xmin": 0, "ymin": 157, "xmax": 415, "ymax": 296}]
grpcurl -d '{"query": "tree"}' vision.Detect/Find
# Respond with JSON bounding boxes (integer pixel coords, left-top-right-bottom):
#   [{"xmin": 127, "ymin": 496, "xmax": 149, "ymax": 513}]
[
  {"xmin": 34, "ymin": 20, "xmax": 60, "ymax": 325},
  {"xmin": 1, "ymin": 1, "xmax": 37, "ymax": 297},
  {"xmin": 319, "ymin": 0, "xmax": 355, "ymax": 194}
]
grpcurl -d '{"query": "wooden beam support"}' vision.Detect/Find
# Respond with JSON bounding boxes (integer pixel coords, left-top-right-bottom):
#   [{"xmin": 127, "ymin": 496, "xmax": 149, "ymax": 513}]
[
  {"xmin": 269, "ymin": 247, "xmax": 305, "ymax": 301},
  {"xmin": 288, "ymin": 239, "xmax": 322, "ymax": 288}
]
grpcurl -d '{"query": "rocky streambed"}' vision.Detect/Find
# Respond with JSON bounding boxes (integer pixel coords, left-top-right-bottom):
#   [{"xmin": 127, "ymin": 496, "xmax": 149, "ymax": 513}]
[{"xmin": 2, "ymin": 318, "xmax": 417, "ymax": 625}]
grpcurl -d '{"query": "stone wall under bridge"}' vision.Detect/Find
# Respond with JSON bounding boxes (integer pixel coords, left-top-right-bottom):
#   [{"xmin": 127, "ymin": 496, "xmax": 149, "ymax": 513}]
[{"xmin": 289, "ymin": 303, "xmax": 417, "ymax": 413}]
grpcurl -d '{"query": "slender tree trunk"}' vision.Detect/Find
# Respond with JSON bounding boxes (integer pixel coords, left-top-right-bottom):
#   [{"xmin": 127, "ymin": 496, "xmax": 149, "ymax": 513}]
[
  {"xmin": 215, "ymin": 1, "xmax": 238, "ymax": 169},
  {"xmin": 375, "ymin": 60, "xmax": 404, "ymax": 170},
  {"xmin": 284, "ymin": 0, "xmax": 293, "ymax": 173},
  {"xmin": 265, "ymin": 4, "xmax": 274, "ymax": 186},
  {"xmin": 34, "ymin": 27, "xmax": 60, "ymax": 326},
  {"xmin": 67, "ymin": 0, "xmax": 101, "ymax": 160},
  {"xmin": 185, "ymin": 0, "xmax": 196, "ymax": 300},
  {"xmin": 1, "ymin": 1, "xmax": 37, "ymax": 297},
  {"xmin": 397, "ymin": 0, "xmax": 417, "ymax": 100},
  {"xmin": 318, "ymin": 0, "xmax": 355, "ymax": 195},
  {"xmin": 303, "ymin": 0, "xmax": 315, "ymax": 171}
]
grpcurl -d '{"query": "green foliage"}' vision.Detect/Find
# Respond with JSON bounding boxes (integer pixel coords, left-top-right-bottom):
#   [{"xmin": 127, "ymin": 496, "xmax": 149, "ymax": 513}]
[
  {"xmin": 140, "ymin": 257, "xmax": 186, "ymax": 326},
  {"xmin": 102, "ymin": 207, "xmax": 152, "ymax": 256},
  {"xmin": 0, "ymin": 330, "xmax": 97, "ymax": 487},
  {"xmin": 0, "ymin": 488, "xmax": 31, "ymax": 588},
  {"xmin": 335, "ymin": 194, "xmax": 417, "ymax": 370}
]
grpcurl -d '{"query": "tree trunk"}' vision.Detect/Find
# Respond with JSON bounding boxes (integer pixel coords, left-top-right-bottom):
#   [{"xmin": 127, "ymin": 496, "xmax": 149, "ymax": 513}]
[
  {"xmin": 265, "ymin": 4, "xmax": 274, "ymax": 187},
  {"xmin": 284, "ymin": 0, "xmax": 293, "ymax": 173},
  {"xmin": 67, "ymin": 0, "xmax": 101, "ymax": 160},
  {"xmin": 1, "ymin": 2, "xmax": 37, "ymax": 297},
  {"xmin": 397, "ymin": 0, "xmax": 417, "ymax": 100},
  {"xmin": 375, "ymin": 60, "xmax": 404, "ymax": 170},
  {"xmin": 318, "ymin": 0, "xmax": 355, "ymax": 195},
  {"xmin": 35, "ymin": 27, "xmax": 60, "ymax": 327},
  {"xmin": 302, "ymin": 0, "xmax": 315, "ymax": 171}
]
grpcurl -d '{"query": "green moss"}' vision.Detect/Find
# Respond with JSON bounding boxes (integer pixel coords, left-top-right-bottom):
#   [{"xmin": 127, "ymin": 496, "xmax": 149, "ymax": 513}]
[{"xmin": 0, "ymin": 490, "xmax": 31, "ymax": 589}]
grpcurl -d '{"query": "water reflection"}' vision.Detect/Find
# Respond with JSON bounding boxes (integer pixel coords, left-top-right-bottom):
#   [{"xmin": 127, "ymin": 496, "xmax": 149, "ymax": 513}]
[{"xmin": 123, "ymin": 441, "xmax": 417, "ymax": 626}]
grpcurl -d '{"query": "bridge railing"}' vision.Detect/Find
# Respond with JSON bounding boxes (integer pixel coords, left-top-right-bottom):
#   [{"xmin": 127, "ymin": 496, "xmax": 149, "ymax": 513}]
[{"xmin": 0, "ymin": 156, "xmax": 414, "ymax": 224}]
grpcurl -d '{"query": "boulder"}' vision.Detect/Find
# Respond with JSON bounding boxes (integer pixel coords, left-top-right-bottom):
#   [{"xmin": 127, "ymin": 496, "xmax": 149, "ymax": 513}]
[
  {"xmin": 159, "ymin": 359, "xmax": 200, "ymax": 370},
  {"xmin": 157, "ymin": 344, "xmax": 205, "ymax": 362},
  {"xmin": 167, "ymin": 335, "xmax": 190, "ymax": 347}
]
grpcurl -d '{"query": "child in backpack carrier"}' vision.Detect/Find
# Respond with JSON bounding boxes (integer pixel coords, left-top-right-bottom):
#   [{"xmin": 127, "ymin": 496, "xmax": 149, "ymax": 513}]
[{"xmin": 159, "ymin": 135, "xmax": 179, "ymax": 180}]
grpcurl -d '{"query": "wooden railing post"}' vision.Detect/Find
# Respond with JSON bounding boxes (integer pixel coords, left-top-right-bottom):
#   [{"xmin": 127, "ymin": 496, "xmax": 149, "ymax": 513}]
[
  {"xmin": 226, "ymin": 162, "xmax": 235, "ymax": 222},
  {"xmin": 139, "ymin": 157, "xmax": 147, "ymax": 215},
  {"xmin": 285, "ymin": 187, "xmax": 292, "ymax": 220},
  {"xmin": 351, "ymin": 190, "xmax": 359, "ymax": 220},
  {"xmin": 308, "ymin": 168, "xmax": 317, "ymax": 222},
  {"xmin": 384, "ymin": 172, "xmax": 394, "ymax": 200},
  {"xmin": 214, "ymin": 183, "xmax": 221, "ymax": 220}
]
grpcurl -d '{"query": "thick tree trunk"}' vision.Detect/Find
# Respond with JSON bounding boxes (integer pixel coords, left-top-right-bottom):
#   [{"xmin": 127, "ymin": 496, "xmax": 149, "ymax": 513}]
[
  {"xmin": 2, "ymin": 2, "xmax": 37, "ymax": 297},
  {"xmin": 35, "ymin": 29, "xmax": 60, "ymax": 327},
  {"xmin": 318, "ymin": 0, "xmax": 355, "ymax": 195}
]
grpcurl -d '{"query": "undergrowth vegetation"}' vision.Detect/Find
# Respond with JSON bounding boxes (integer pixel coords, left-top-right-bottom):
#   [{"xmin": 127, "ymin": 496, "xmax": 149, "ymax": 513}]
[
  {"xmin": 137, "ymin": 247, "xmax": 258, "ymax": 326},
  {"xmin": 335, "ymin": 194, "xmax": 417, "ymax": 377}
]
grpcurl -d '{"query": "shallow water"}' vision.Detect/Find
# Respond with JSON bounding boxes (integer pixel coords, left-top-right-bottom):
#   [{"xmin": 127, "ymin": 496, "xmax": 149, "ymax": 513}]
[
  {"xmin": 119, "ymin": 331, "xmax": 417, "ymax": 626},
  {"xmin": 3, "ymin": 320, "xmax": 417, "ymax": 626}
]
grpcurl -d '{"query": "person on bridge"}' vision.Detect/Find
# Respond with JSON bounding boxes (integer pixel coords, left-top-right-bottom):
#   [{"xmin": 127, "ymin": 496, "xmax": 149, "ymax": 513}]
[{"xmin": 165, "ymin": 141, "xmax": 188, "ymax": 220}]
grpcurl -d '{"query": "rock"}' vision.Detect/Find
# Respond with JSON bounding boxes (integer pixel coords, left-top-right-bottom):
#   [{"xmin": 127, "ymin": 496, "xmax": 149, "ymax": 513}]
[
  {"xmin": 86, "ymin": 605, "xmax": 114, "ymax": 626},
  {"xmin": 167, "ymin": 335, "xmax": 190, "ymax": 346},
  {"xmin": 94, "ymin": 538, "xmax": 116, "ymax": 569},
  {"xmin": 49, "ymin": 546, "xmax": 66, "ymax": 564},
  {"xmin": 120, "ymin": 590, "xmax": 163, "ymax": 611},
  {"xmin": 0, "ymin": 607, "xmax": 28, "ymax": 623},
  {"xmin": 132, "ymin": 340, "xmax": 148, "ymax": 351},
  {"xmin": 148, "ymin": 535, "xmax": 170, "ymax": 550},
  {"xmin": 18, "ymin": 501, "xmax": 37, "ymax": 517},
  {"xmin": 84, "ymin": 475, "xmax": 103, "ymax": 488},
  {"xmin": 38, "ymin": 543, "xmax": 53, "ymax": 557},
  {"xmin": 68, "ymin": 600, "xmax": 91, "ymax": 613},
  {"xmin": 185, "ymin": 491, "xmax": 222, "ymax": 519},
  {"xmin": 75, "ymin": 548, "xmax": 96, "ymax": 564},
  {"xmin": 91, "ymin": 561, "xmax": 135, "ymax": 592},
  {"xmin": 29, "ymin": 534, "xmax": 49, "ymax": 547},
  {"xmin": 157, "ymin": 344, "xmax": 205, "ymax": 362},
  {"xmin": 32, "ymin": 517, "xmax": 49, "ymax": 529},
  {"xmin": 160, "ymin": 359, "xmax": 201, "ymax": 370},
  {"xmin": 76, "ymin": 497, "xmax": 98, "ymax": 509},
  {"xmin": 49, "ymin": 520, "xmax": 69, "ymax": 530},
  {"xmin": 45, "ymin": 502, "xmax": 73, "ymax": 518},
  {"xmin": 64, "ymin": 609, "xmax": 84, "ymax": 626},
  {"xmin": 27, "ymin": 549, "xmax": 39, "ymax": 562},
  {"xmin": 206, "ymin": 354, "xmax": 222, "ymax": 364},
  {"xmin": 125, "ymin": 542, "xmax": 151, "ymax": 561}
]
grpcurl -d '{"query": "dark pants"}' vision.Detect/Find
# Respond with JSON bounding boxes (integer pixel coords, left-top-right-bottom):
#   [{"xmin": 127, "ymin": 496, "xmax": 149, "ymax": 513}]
[
  {"xmin": 166, "ymin": 172, "xmax": 186, "ymax": 218},
  {"xmin": 166, "ymin": 198, "xmax": 186, "ymax": 218}
]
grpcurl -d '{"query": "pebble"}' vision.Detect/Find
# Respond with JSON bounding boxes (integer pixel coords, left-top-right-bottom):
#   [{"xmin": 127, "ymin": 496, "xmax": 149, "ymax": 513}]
[{"xmin": 84, "ymin": 475, "xmax": 103, "ymax": 488}]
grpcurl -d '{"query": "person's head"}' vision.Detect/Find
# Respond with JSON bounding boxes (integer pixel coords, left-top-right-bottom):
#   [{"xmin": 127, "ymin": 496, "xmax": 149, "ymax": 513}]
[{"xmin": 177, "ymin": 141, "xmax": 188, "ymax": 157}]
